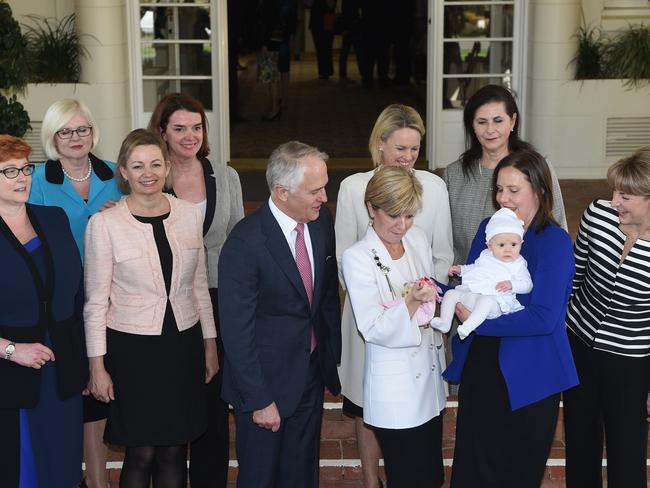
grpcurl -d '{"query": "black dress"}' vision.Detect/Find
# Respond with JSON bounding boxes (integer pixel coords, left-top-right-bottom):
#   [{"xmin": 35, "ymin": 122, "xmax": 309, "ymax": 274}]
[{"xmin": 104, "ymin": 214, "xmax": 207, "ymax": 446}]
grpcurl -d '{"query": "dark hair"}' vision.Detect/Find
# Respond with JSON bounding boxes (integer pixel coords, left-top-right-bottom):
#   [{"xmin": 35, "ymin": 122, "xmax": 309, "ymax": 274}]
[
  {"xmin": 116, "ymin": 129, "xmax": 169, "ymax": 194},
  {"xmin": 492, "ymin": 149, "xmax": 557, "ymax": 232},
  {"xmin": 148, "ymin": 93, "xmax": 210, "ymax": 159},
  {"xmin": 460, "ymin": 85, "xmax": 533, "ymax": 179},
  {"xmin": 0, "ymin": 135, "xmax": 31, "ymax": 163}
]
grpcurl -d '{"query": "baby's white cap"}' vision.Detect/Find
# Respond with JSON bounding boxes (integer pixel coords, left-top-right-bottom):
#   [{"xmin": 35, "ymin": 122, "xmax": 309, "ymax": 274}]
[{"xmin": 485, "ymin": 208, "xmax": 525, "ymax": 241}]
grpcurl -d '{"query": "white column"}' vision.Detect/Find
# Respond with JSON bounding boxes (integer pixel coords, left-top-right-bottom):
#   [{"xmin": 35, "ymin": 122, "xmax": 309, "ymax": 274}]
[
  {"xmin": 526, "ymin": 0, "xmax": 586, "ymax": 175},
  {"xmin": 74, "ymin": 0, "xmax": 131, "ymax": 161}
]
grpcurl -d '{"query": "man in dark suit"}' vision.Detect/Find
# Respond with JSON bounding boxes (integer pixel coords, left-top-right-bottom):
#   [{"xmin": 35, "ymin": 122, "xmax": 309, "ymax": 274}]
[{"xmin": 218, "ymin": 141, "xmax": 341, "ymax": 487}]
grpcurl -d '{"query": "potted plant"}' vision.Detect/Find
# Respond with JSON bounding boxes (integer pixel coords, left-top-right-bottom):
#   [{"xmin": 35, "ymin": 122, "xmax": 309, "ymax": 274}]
[
  {"xmin": 22, "ymin": 13, "xmax": 91, "ymax": 83},
  {"xmin": 603, "ymin": 23, "xmax": 650, "ymax": 88},
  {"xmin": 0, "ymin": 1, "xmax": 30, "ymax": 137}
]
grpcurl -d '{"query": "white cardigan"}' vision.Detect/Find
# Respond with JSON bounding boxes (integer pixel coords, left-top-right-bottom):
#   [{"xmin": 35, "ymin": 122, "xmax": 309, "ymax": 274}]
[
  {"xmin": 335, "ymin": 168, "xmax": 453, "ymax": 407},
  {"xmin": 342, "ymin": 225, "xmax": 447, "ymax": 429}
]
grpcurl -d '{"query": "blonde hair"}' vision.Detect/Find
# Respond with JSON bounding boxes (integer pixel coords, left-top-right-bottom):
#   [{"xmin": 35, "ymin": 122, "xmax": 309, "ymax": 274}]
[
  {"xmin": 607, "ymin": 146, "xmax": 650, "ymax": 197},
  {"xmin": 368, "ymin": 104, "xmax": 425, "ymax": 167},
  {"xmin": 41, "ymin": 99, "xmax": 99, "ymax": 160},
  {"xmin": 365, "ymin": 166, "xmax": 422, "ymax": 217}
]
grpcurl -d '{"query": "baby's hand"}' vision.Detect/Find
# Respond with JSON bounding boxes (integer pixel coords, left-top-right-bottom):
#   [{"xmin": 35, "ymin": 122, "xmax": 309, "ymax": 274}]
[
  {"xmin": 449, "ymin": 265, "xmax": 461, "ymax": 276},
  {"xmin": 495, "ymin": 280, "xmax": 513, "ymax": 292}
]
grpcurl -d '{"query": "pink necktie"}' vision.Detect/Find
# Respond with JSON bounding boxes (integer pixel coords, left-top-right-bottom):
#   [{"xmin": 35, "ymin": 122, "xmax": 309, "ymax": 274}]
[{"xmin": 295, "ymin": 223, "xmax": 316, "ymax": 352}]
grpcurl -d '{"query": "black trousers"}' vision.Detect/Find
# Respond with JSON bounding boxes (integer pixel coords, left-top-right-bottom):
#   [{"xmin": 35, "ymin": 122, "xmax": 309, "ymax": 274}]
[
  {"xmin": 189, "ymin": 289, "xmax": 230, "ymax": 488},
  {"xmin": 374, "ymin": 415, "xmax": 444, "ymax": 488},
  {"xmin": 311, "ymin": 29, "xmax": 334, "ymax": 78},
  {"xmin": 451, "ymin": 336, "xmax": 559, "ymax": 488},
  {"xmin": 564, "ymin": 330, "xmax": 649, "ymax": 488},
  {"xmin": 233, "ymin": 351, "xmax": 324, "ymax": 488}
]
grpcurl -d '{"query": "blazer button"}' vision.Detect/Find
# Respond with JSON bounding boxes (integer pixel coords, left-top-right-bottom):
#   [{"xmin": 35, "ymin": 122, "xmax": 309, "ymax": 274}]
[
  {"xmin": 431, "ymin": 365, "xmax": 436, "ymax": 371},
  {"xmin": 429, "ymin": 343, "xmax": 434, "ymax": 350},
  {"xmin": 415, "ymin": 373, "xmax": 421, "ymax": 379}
]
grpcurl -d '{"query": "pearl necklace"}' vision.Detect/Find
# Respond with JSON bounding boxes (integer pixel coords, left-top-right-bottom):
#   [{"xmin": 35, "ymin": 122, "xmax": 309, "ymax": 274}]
[{"xmin": 62, "ymin": 158, "xmax": 92, "ymax": 182}]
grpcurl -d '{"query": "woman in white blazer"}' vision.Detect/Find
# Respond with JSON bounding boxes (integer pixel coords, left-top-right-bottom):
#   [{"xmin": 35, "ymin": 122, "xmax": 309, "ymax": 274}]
[
  {"xmin": 342, "ymin": 167, "xmax": 447, "ymax": 488},
  {"xmin": 335, "ymin": 104, "xmax": 452, "ymax": 488}
]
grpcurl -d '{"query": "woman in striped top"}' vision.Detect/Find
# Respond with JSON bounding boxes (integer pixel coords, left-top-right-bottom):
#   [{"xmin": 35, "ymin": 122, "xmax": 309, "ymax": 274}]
[{"xmin": 564, "ymin": 146, "xmax": 650, "ymax": 487}]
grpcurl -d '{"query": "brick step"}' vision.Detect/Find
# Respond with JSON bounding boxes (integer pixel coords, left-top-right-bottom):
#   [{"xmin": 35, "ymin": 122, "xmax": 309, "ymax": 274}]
[{"xmin": 101, "ymin": 395, "xmax": 650, "ymax": 485}]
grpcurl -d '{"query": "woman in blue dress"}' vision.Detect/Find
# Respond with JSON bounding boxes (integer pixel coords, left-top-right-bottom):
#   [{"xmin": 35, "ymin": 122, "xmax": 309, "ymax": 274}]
[
  {"xmin": 29, "ymin": 98, "xmax": 122, "ymax": 488},
  {"xmin": 0, "ymin": 135, "xmax": 87, "ymax": 487}
]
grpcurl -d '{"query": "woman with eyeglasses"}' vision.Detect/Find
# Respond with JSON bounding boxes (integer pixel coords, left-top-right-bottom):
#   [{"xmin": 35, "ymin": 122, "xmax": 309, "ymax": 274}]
[
  {"xmin": 29, "ymin": 98, "xmax": 122, "ymax": 488},
  {"xmin": 0, "ymin": 135, "xmax": 87, "ymax": 488}
]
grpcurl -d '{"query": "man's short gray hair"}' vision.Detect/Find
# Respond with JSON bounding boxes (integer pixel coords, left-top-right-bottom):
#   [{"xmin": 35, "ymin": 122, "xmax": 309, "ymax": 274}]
[{"xmin": 266, "ymin": 141, "xmax": 329, "ymax": 193}]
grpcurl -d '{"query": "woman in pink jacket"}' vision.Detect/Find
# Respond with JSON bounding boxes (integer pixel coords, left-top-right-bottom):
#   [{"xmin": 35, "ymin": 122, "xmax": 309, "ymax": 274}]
[{"xmin": 83, "ymin": 129, "xmax": 218, "ymax": 487}]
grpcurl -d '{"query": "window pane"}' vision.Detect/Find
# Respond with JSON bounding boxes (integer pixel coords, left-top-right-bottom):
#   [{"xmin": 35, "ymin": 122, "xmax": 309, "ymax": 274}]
[
  {"xmin": 444, "ymin": 5, "xmax": 514, "ymax": 38},
  {"xmin": 443, "ymin": 76, "xmax": 512, "ymax": 109},
  {"xmin": 143, "ymin": 80, "xmax": 212, "ymax": 111},
  {"xmin": 443, "ymin": 40, "xmax": 512, "ymax": 75},
  {"xmin": 142, "ymin": 43, "xmax": 211, "ymax": 76},
  {"xmin": 140, "ymin": 6, "xmax": 210, "ymax": 41}
]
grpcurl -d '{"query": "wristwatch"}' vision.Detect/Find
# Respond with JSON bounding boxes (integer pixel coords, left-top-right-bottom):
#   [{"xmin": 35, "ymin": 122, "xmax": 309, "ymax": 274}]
[{"xmin": 4, "ymin": 342, "xmax": 16, "ymax": 361}]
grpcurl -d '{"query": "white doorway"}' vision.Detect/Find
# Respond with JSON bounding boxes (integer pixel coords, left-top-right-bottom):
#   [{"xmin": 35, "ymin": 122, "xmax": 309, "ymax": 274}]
[
  {"xmin": 127, "ymin": 0, "xmax": 230, "ymax": 164},
  {"xmin": 427, "ymin": 0, "xmax": 529, "ymax": 169}
]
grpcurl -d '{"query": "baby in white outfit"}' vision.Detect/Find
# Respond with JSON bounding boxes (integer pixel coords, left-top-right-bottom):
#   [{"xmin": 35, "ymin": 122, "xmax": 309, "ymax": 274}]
[{"xmin": 432, "ymin": 208, "xmax": 533, "ymax": 339}]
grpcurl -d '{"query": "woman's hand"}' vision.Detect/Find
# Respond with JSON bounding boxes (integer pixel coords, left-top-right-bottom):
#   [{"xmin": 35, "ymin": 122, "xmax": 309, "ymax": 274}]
[
  {"xmin": 405, "ymin": 280, "xmax": 437, "ymax": 318},
  {"xmin": 88, "ymin": 357, "xmax": 114, "ymax": 403},
  {"xmin": 10, "ymin": 343, "xmax": 55, "ymax": 369},
  {"xmin": 455, "ymin": 303, "xmax": 471, "ymax": 323},
  {"xmin": 449, "ymin": 265, "xmax": 462, "ymax": 276},
  {"xmin": 99, "ymin": 199, "xmax": 118, "ymax": 212},
  {"xmin": 204, "ymin": 338, "xmax": 219, "ymax": 384},
  {"xmin": 412, "ymin": 280, "xmax": 437, "ymax": 303}
]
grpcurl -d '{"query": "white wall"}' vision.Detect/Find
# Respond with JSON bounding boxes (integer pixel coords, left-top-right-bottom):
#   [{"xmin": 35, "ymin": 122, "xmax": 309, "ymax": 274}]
[{"xmin": 9, "ymin": 0, "xmax": 133, "ymax": 161}]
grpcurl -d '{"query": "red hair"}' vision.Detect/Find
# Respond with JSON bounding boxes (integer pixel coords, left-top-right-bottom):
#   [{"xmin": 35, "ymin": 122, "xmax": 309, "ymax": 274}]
[{"xmin": 0, "ymin": 135, "xmax": 31, "ymax": 163}]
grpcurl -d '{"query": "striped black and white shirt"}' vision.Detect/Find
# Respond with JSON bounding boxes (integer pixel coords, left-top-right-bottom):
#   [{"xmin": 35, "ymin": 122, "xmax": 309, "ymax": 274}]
[{"xmin": 566, "ymin": 199, "xmax": 650, "ymax": 358}]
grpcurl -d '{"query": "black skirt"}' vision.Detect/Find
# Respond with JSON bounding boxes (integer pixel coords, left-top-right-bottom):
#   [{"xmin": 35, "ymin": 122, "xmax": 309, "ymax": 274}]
[
  {"xmin": 104, "ymin": 312, "xmax": 207, "ymax": 446},
  {"xmin": 451, "ymin": 336, "xmax": 559, "ymax": 488}
]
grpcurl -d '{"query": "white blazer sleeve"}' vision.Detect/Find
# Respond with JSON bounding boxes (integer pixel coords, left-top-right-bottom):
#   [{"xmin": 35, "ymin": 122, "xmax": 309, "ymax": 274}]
[
  {"xmin": 335, "ymin": 178, "xmax": 362, "ymax": 289},
  {"xmin": 342, "ymin": 247, "xmax": 422, "ymax": 348},
  {"xmin": 429, "ymin": 182, "xmax": 454, "ymax": 284}
]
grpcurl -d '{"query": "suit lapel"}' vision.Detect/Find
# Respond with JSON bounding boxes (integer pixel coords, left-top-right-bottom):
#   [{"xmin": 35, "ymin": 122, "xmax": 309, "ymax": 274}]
[
  {"xmin": 261, "ymin": 204, "xmax": 311, "ymax": 306},
  {"xmin": 201, "ymin": 158, "xmax": 216, "ymax": 236},
  {"xmin": 307, "ymin": 217, "xmax": 325, "ymax": 314}
]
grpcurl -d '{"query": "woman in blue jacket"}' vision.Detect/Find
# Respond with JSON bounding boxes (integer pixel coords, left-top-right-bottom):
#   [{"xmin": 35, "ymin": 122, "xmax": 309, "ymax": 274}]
[
  {"xmin": 28, "ymin": 98, "xmax": 122, "ymax": 488},
  {"xmin": 444, "ymin": 149, "xmax": 578, "ymax": 487},
  {"xmin": 0, "ymin": 135, "xmax": 87, "ymax": 487}
]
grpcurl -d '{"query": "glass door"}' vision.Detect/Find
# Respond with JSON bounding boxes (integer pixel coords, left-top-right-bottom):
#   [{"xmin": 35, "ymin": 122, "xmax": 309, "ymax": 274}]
[
  {"xmin": 428, "ymin": 0, "xmax": 527, "ymax": 168},
  {"xmin": 128, "ymin": 0, "xmax": 230, "ymax": 163}
]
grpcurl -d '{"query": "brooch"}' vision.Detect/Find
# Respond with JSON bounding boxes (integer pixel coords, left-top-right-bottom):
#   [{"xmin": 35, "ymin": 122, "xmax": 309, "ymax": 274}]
[{"xmin": 371, "ymin": 249, "xmax": 396, "ymax": 299}]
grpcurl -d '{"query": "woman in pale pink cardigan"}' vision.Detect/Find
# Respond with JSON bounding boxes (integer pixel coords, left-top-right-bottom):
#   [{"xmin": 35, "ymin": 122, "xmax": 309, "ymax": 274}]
[{"xmin": 83, "ymin": 129, "xmax": 218, "ymax": 487}]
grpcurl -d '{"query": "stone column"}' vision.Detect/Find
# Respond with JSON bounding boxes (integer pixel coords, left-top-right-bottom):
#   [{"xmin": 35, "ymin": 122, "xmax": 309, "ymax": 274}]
[
  {"xmin": 526, "ymin": 0, "xmax": 583, "ymax": 176},
  {"xmin": 74, "ymin": 0, "xmax": 130, "ymax": 160}
]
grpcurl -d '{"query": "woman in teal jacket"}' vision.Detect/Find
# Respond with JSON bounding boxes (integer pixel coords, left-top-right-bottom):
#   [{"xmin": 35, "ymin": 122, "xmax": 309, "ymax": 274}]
[{"xmin": 28, "ymin": 98, "xmax": 122, "ymax": 488}]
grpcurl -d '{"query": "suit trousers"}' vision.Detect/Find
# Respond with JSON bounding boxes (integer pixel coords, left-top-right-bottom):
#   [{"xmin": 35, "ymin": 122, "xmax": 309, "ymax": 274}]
[
  {"xmin": 189, "ymin": 289, "xmax": 230, "ymax": 488},
  {"xmin": 374, "ymin": 415, "xmax": 445, "ymax": 488},
  {"xmin": 234, "ymin": 351, "xmax": 324, "ymax": 488},
  {"xmin": 564, "ymin": 330, "xmax": 649, "ymax": 488}
]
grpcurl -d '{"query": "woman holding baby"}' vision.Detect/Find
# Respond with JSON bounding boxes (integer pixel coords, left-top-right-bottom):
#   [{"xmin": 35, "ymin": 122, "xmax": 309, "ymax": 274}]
[
  {"xmin": 443, "ymin": 149, "xmax": 579, "ymax": 487},
  {"xmin": 341, "ymin": 166, "xmax": 447, "ymax": 488}
]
